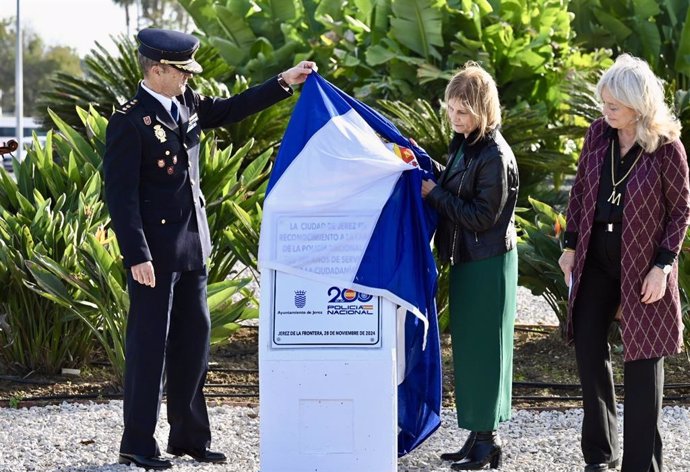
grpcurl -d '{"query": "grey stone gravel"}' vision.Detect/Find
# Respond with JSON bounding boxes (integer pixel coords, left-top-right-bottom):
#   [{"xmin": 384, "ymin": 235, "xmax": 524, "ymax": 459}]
[
  {"xmin": 2, "ymin": 401, "xmax": 690, "ymax": 471},
  {"xmin": 516, "ymin": 286, "xmax": 559, "ymax": 326}
]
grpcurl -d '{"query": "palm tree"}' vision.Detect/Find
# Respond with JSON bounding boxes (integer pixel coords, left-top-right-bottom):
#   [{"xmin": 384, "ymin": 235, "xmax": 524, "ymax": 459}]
[
  {"xmin": 111, "ymin": 0, "xmax": 192, "ymax": 33},
  {"xmin": 111, "ymin": 0, "xmax": 135, "ymax": 34}
]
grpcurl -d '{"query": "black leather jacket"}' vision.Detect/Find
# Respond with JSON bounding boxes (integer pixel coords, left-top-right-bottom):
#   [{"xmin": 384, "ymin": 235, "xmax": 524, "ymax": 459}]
[{"xmin": 426, "ymin": 129, "xmax": 519, "ymax": 264}]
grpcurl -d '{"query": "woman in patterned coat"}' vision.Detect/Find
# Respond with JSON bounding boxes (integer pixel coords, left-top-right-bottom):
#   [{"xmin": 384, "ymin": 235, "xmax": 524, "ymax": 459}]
[{"xmin": 558, "ymin": 54, "xmax": 690, "ymax": 472}]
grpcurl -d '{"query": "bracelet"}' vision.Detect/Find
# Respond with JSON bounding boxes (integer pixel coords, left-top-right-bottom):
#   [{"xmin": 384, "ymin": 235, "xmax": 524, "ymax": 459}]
[{"xmin": 562, "ymin": 248, "xmax": 575, "ymax": 253}]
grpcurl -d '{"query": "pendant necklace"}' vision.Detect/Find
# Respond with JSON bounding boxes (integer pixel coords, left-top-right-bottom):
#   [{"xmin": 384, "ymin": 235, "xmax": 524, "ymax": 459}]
[{"xmin": 607, "ymin": 140, "xmax": 643, "ymax": 206}]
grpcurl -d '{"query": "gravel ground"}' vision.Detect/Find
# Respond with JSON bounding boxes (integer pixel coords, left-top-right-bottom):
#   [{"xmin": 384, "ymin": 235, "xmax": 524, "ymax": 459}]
[
  {"xmin": 2, "ymin": 402, "xmax": 690, "ymax": 471},
  {"xmin": 3, "ymin": 288, "xmax": 687, "ymax": 471},
  {"xmin": 516, "ymin": 286, "xmax": 558, "ymax": 326}
]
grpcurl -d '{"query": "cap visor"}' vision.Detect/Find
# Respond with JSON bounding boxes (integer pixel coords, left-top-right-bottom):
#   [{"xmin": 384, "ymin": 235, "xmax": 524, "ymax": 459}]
[{"xmin": 172, "ymin": 60, "xmax": 203, "ymax": 74}]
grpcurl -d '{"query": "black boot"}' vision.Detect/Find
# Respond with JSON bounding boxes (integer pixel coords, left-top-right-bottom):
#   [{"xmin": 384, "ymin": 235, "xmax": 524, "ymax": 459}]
[
  {"xmin": 450, "ymin": 431, "xmax": 502, "ymax": 470},
  {"xmin": 440, "ymin": 431, "xmax": 477, "ymax": 462}
]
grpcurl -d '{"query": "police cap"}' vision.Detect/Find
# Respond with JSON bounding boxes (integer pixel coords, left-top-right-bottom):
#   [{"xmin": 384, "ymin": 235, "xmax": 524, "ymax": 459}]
[{"xmin": 137, "ymin": 28, "xmax": 203, "ymax": 74}]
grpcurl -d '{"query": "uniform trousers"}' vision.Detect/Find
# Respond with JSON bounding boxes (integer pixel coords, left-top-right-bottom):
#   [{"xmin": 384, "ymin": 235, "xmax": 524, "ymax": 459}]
[
  {"xmin": 573, "ymin": 223, "xmax": 664, "ymax": 472},
  {"xmin": 120, "ymin": 267, "xmax": 212, "ymax": 456}
]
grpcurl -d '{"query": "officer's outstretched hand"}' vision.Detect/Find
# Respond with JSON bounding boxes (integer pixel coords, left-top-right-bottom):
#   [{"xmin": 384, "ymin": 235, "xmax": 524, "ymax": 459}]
[
  {"xmin": 131, "ymin": 261, "xmax": 156, "ymax": 288},
  {"xmin": 281, "ymin": 61, "xmax": 317, "ymax": 86}
]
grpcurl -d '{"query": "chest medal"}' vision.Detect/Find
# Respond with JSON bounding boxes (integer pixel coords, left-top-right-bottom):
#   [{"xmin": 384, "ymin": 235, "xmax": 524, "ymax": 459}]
[{"xmin": 153, "ymin": 124, "xmax": 167, "ymax": 143}]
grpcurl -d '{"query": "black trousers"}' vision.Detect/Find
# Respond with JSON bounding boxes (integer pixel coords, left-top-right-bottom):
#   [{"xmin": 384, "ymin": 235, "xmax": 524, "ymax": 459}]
[
  {"xmin": 120, "ymin": 267, "xmax": 212, "ymax": 456},
  {"xmin": 573, "ymin": 224, "xmax": 664, "ymax": 472}
]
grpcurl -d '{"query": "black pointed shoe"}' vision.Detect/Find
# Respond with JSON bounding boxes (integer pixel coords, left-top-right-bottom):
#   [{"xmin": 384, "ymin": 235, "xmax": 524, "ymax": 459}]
[
  {"xmin": 450, "ymin": 431, "xmax": 502, "ymax": 470},
  {"xmin": 118, "ymin": 453, "xmax": 172, "ymax": 470},
  {"xmin": 441, "ymin": 431, "xmax": 477, "ymax": 462},
  {"xmin": 166, "ymin": 445, "xmax": 227, "ymax": 463}
]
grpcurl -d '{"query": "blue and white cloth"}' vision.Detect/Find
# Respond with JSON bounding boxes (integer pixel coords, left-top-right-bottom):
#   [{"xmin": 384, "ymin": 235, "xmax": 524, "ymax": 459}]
[{"xmin": 258, "ymin": 73, "xmax": 441, "ymax": 455}]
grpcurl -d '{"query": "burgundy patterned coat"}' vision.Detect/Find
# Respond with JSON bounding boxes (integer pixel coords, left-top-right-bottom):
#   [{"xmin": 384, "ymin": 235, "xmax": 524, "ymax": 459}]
[{"xmin": 566, "ymin": 117, "xmax": 690, "ymax": 361}]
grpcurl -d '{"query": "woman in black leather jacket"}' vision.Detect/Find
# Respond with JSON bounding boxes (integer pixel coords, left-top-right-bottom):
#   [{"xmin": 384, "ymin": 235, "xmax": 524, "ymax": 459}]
[{"xmin": 421, "ymin": 62, "xmax": 519, "ymax": 471}]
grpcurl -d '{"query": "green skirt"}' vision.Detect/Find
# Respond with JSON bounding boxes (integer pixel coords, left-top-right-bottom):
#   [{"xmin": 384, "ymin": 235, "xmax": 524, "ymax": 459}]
[{"xmin": 449, "ymin": 248, "xmax": 517, "ymax": 431}]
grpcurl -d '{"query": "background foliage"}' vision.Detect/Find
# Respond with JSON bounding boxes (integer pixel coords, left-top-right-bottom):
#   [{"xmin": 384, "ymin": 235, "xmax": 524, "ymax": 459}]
[
  {"xmin": 0, "ymin": 116, "xmax": 106, "ymax": 374},
  {"xmin": 569, "ymin": 0, "xmax": 690, "ymax": 147}
]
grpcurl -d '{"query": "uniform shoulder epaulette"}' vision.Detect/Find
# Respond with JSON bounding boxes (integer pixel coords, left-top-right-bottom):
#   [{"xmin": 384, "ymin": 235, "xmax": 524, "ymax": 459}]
[{"xmin": 115, "ymin": 98, "xmax": 140, "ymax": 115}]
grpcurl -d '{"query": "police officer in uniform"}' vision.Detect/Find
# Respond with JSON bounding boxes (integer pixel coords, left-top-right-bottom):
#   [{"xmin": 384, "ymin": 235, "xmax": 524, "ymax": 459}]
[{"xmin": 104, "ymin": 28, "xmax": 315, "ymax": 470}]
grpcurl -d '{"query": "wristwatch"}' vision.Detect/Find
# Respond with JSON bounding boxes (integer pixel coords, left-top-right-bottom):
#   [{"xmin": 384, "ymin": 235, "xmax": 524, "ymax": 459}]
[
  {"xmin": 277, "ymin": 73, "xmax": 290, "ymax": 90},
  {"xmin": 654, "ymin": 262, "xmax": 672, "ymax": 275}
]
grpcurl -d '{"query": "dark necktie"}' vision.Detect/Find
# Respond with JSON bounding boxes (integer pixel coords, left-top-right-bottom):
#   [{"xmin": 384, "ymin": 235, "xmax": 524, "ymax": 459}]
[{"xmin": 170, "ymin": 101, "xmax": 179, "ymax": 123}]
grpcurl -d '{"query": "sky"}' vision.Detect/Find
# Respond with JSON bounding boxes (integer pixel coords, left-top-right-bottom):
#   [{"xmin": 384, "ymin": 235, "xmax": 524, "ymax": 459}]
[{"xmin": 2, "ymin": 0, "xmax": 131, "ymax": 56}]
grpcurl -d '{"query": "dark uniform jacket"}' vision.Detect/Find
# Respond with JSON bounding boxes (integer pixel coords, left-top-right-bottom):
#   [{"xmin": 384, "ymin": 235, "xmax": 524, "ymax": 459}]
[
  {"xmin": 104, "ymin": 77, "xmax": 291, "ymax": 273},
  {"xmin": 426, "ymin": 129, "xmax": 519, "ymax": 265}
]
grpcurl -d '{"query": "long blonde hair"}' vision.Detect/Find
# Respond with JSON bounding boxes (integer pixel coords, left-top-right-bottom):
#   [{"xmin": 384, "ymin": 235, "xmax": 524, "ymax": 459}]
[
  {"xmin": 445, "ymin": 62, "xmax": 501, "ymax": 143},
  {"xmin": 597, "ymin": 54, "xmax": 681, "ymax": 153}
]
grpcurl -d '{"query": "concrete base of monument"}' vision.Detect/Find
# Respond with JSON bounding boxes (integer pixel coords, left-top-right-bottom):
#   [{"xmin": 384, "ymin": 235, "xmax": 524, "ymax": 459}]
[{"xmin": 259, "ymin": 270, "xmax": 399, "ymax": 472}]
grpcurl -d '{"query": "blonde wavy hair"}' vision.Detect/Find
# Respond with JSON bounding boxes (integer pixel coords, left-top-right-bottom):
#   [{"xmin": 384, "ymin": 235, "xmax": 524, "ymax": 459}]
[
  {"xmin": 444, "ymin": 62, "xmax": 501, "ymax": 143},
  {"xmin": 597, "ymin": 54, "xmax": 681, "ymax": 153}
]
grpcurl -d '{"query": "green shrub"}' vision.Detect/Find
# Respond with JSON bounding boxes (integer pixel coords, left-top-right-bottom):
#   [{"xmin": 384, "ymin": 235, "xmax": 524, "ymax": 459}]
[
  {"xmin": 515, "ymin": 197, "xmax": 569, "ymax": 337},
  {"xmin": 0, "ymin": 128, "xmax": 101, "ymax": 374},
  {"xmin": 25, "ymin": 231, "xmax": 128, "ymax": 380}
]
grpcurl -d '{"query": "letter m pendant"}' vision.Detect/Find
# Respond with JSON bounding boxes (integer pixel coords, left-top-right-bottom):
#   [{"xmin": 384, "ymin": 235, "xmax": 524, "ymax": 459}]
[{"xmin": 607, "ymin": 189, "xmax": 622, "ymax": 206}]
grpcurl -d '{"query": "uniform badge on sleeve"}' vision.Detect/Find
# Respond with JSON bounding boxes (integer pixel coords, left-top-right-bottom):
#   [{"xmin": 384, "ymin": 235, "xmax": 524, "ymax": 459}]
[
  {"xmin": 143, "ymin": 116, "xmax": 152, "ymax": 126},
  {"xmin": 153, "ymin": 124, "xmax": 167, "ymax": 143},
  {"xmin": 187, "ymin": 112, "xmax": 199, "ymax": 132}
]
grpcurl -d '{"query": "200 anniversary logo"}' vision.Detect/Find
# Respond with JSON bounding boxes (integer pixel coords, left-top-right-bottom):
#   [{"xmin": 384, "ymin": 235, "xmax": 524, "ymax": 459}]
[{"xmin": 326, "ymin": 287, "xmax": 374, "ymax": 315}]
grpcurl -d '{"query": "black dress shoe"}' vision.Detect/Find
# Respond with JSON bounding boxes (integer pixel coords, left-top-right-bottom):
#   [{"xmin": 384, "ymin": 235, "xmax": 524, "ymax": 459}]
[
  {"xmin": 118, "ymin": 453, "xmax": 172, "ymax": 470},
  {"xmin": 166, "ymin": 445, "xmax": 227, "ymax": 463},
  {"xmin": 441, "ymin": 431, "xmax": 477, "ymax": 462},
  {"xmin": 451, "ymin": 431, "xmax": 502, "ymax": 470},
  {"xmin": 584, "ymin": 459, "xmax": 620, "ymax": 471}
]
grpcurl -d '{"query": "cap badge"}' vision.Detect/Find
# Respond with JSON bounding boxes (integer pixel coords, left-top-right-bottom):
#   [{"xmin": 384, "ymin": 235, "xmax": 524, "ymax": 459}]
[{"xmin": 153, "ymin": 124, "xmax": 167, "ymax": 143}]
